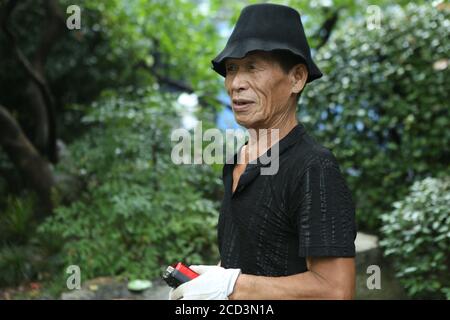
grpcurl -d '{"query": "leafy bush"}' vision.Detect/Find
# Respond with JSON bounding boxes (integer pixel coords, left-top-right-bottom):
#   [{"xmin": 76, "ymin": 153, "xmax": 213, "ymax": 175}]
[
  {"xmin": 0, "ymin": 194, "xmax": 64, "ymax": 287},
  {"xmin": 380, "ymin": 177, "xmax": 450, "ymax": 299},
  {"xmin": 38, "ymin": 90, "xmax": 222, "ymax": 282},
  {"xmin": 0, "ymin": 242, "xmax": 62, "ymax": 287},
  {"xmin": 0, "ymin": 194, "xmax": 35, "ymax": 245},
  {"xmin": 0, "ymin": 245, "xmax": 35, "ymax": 287},
  {"xmin": 301, "ymin": 4, "xmax": 450, "ymax": 231}
]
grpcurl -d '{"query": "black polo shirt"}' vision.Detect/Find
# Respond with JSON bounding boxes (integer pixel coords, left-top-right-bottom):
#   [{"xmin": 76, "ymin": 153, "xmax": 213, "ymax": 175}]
[{"xmin": 218, "ymin": 123, "xmax": 356, "ymax": 276}]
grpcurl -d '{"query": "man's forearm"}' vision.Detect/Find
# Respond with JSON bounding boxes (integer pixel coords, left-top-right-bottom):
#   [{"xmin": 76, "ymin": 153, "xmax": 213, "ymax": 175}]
[{"xmin": 229, "ymin": 271, "xmax": 352, "ymax": 300}]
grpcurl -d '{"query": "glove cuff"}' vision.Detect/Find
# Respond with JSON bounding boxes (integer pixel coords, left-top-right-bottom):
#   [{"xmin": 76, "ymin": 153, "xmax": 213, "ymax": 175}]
[{"xmin": 224, "ymin": 268, "xmax": 241, "ymax": 297}]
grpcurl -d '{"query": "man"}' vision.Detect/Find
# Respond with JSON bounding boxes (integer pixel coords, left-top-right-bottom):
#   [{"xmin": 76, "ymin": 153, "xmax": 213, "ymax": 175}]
[{"xmin": 170, "ymin": 3, "xmax": 357, "ymax": 300}]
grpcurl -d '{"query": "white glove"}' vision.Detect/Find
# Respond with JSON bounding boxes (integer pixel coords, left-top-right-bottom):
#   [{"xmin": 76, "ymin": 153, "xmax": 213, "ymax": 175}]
[{"xmin": 169, "ymin": 265, "xmax": 241, "ymax": 300}]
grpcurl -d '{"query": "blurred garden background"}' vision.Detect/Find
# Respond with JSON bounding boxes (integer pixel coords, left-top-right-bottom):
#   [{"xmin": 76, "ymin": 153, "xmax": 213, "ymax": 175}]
[{"xmin": 0, "ymin": 0, "xmax": 448, "ymax": 299}]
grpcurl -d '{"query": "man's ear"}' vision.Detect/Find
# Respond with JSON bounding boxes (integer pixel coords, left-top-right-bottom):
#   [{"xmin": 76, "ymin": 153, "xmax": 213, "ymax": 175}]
[{"xmin": 290, "ymin": 64, "xmax": 308, "ymax": 94}]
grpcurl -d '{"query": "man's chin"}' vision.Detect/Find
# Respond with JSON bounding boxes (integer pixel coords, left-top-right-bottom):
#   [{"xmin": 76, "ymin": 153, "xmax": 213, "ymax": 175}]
[
  {"xmin": 235, "ymin": 117, "xmax": 254, "ymax": 129},
  {"xmin": 235, "ymin": 116, "xmax": 267, "ymax": 130}
]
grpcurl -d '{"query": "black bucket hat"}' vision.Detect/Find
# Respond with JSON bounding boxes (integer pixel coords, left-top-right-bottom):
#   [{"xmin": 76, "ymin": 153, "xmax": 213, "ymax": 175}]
[{"xmin": 211, "ymin": 3, "xmax": 322, "ymax": 83}]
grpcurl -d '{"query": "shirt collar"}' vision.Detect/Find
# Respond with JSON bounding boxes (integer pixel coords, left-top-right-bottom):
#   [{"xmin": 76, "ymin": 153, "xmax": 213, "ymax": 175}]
[
  {"xmin": 223, "ymin": 123, "xmax": 306, "ymax": 193},
  {"xmin": 231, "ymin": 122, "xmax": 306, "ymax": 168}
]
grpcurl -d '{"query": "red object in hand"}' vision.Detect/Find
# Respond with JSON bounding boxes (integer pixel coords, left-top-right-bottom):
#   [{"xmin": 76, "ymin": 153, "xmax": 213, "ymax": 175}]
[
  {"xmin": 162, "ymin": 262, "xmax": 199, "ymax": 288},
  {"xmin": 174, "ymin": 262, "xmax": 199, "ymax": 280}
]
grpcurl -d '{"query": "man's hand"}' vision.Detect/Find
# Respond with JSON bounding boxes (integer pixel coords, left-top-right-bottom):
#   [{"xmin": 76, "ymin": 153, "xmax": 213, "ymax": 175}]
[{"xmin": 169, "ymin": 265, "xmax": 241, "ymax": 300}]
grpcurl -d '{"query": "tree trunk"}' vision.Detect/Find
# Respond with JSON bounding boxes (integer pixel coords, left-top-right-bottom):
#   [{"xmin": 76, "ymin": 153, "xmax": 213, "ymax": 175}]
[
  {"xmin": 26, "ymin": 82, "xmax": 50, "ymax": 154},
  {"xmin": 0, "ymin": 105, "xmax": 55, "ymax": 219},
  {"xmin": 1, "ymin": 0, "xmax": 65, "ymax": 163}
]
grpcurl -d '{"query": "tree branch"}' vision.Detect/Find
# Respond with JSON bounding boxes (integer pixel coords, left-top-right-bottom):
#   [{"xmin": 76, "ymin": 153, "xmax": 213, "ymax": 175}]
[
  {"xmin": 1, "ymin": 0, "xmax": 65, "ymax": 163},
  {"xmin": 1, "ymin": 0, "xmax": 47, "ymax": 88},
  {"xmin": 134, "ymin": 60, "xmax": 224, "ymax": 108},
  {"xmin": 33, "ymin": 0, "xmax": 66, "ymax": 73},
  {"xmin": 315, "ymin": 8, "xmax": 340, "ymax": 51}
]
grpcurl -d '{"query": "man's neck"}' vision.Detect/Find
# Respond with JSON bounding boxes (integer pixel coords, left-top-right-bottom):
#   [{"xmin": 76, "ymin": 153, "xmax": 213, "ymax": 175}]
[{"xmin": 242, "ymin": 111, "xmax": 298, "ymax": 163}]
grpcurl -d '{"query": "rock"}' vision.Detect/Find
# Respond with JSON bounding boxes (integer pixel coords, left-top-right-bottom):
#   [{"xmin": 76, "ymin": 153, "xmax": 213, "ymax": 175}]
[
  {"xmin": 140, "ymin": 279, "xmax": 171, "ymax": 300},
  {"xmin": 61, "ymin": 289, "xmax": 96, "ymax": 300},
  {"xmin": 355, "ymin": 232, "xmax": 407, "ymax": 299},
  {"xmin": 356, "ymin": 232, "xmax": 378, "ymax": 252},
  {"xmin": 60, "ymin": 277, "xmax": 170, "ymax": 300}
]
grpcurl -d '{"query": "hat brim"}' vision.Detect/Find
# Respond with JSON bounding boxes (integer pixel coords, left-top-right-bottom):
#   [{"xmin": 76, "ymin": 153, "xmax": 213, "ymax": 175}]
[{"xmin": 211, "ymin": 38, "xmax": 322, "ymax": 83}]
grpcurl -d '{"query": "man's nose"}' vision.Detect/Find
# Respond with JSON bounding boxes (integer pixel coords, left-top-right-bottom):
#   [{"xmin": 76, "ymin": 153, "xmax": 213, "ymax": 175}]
[{"xmin": 230, "ymin": 72, "xmax": 250, "ymax": 93}]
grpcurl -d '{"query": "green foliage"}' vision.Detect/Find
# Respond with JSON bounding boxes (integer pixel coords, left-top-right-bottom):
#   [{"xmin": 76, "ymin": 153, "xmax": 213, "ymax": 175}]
[
  {"xmin": 1, "ymin": 0, "xmax": 224, "ymax": 288},
  {"xmin": 380, "ymin": 177, "xmax": 450, "ymax": 299},
  {"xmin": 38, "ymin": 90, "xmax": 222, "ymax": 281},
  {"xmin": 0, "ymin": 0, "xmax": 222, "ymax": 140},
  {"xmin": 0, "ymin": 245, "xmax": 35, "ymax": 287},
  {"xmin": 0, "ymin": 189, "xmax": 65, "ymax": 288},
  {"xmin": 301, "ymin": 4, "xmax": 450, "ymax": 231},
  {"xmin": 60, "ymin": 0, "xmax": 222, "ymax": 92},
  {"xmin": 0, "ymin": 194, "xmax": 64, "ymax": 287},
  {"xmin": 0, "ymin": 241, "xmax": 63, "ymax": 288},
  {"xmin": 0, "ymin": 194, "xmax": 36, "ymax": 244}
]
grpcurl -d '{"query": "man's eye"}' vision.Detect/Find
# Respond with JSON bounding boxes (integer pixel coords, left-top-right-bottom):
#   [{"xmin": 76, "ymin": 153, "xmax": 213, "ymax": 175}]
[
  {"xmin": 248, "ymin": 64, "xmax": 257, "ymax": 70},
  {"xmin": 226, "ymin": 65, "xmax": 237, "ymax": 72}
]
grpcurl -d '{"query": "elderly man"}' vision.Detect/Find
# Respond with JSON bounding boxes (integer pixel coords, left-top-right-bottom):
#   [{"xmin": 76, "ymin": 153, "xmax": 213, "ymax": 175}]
[{"xmin": 170, "ymin": 3, "xmax": 356, "ymax": 300}]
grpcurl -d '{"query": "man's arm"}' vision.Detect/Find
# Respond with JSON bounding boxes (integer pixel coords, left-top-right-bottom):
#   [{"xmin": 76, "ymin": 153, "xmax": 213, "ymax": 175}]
[{"xmin": 229, "ymin": 257, "xmax": 355, "ymax": 300}]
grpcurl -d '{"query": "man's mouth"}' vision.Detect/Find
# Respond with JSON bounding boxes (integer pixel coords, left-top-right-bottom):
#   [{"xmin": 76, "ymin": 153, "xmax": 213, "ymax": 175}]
[{"xmin": 232, "ymin": 99, "xmax": 255, "ymax": 111}]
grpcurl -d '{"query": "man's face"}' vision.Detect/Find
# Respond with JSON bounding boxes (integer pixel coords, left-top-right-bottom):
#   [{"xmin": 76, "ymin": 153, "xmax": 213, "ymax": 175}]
[{"xmin": 224, "ymin": 51, "xmax": 295, "ymax": 129}]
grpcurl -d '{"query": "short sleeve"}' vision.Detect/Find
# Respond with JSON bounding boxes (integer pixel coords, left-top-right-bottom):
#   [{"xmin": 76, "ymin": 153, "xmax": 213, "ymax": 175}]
[{"xmin": 290, "ymin": 153, "xmax": 357, "ymax": 258}]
